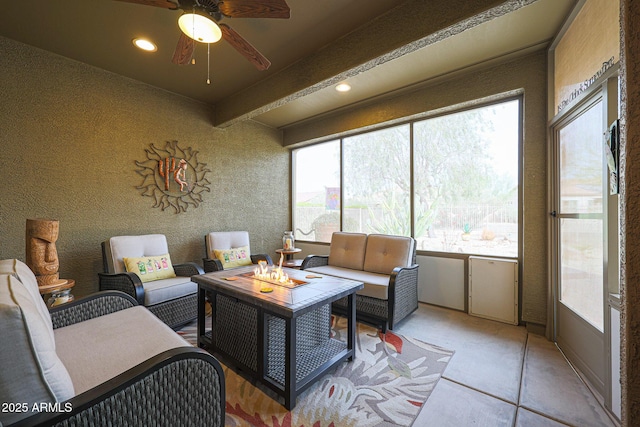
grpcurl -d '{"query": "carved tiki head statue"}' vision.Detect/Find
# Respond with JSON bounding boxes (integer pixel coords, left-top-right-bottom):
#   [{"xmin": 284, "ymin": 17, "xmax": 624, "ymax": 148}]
[{"xmin": 26, "ymin": 218, "xmax": 63, "ymax": 286}]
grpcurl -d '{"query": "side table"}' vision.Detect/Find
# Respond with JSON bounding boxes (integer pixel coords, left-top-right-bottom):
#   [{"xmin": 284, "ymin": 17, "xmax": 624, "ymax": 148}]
[
  {"xmin": 275, "ymin": 248, "xmax": 302, "ymax": 268},
  {"xmin": 38, "ymin": 279, "xmax": 75, "ymax": 307}
]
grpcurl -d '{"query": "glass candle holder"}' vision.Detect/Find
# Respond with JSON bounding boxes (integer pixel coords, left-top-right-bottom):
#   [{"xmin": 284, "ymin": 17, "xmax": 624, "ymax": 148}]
[{"xmin": 283, "ymin": 231, "xmax": 295, "ymax": 250}]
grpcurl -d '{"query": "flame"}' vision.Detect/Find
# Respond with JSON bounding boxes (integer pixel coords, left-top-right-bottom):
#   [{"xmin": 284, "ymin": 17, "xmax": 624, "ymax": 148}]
[{"xmin": 253, "ymin": 254, "xmax": 295, "ymax": 286}]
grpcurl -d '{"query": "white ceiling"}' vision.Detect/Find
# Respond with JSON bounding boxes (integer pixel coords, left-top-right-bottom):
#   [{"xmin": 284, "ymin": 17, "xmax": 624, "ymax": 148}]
[{"xmin": 0, "ymin": 0, "xmax": 576, "ymax": 128}]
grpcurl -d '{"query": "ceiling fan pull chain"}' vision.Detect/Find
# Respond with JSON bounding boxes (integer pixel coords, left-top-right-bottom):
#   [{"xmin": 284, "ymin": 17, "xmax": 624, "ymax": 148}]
[
  {"xmin": 191, "ymin": 7, "xmax": 196, "ymax": 65},
  {"xmin": 207, "ymin": 43, "xmax": 211, "ymax": 85}
]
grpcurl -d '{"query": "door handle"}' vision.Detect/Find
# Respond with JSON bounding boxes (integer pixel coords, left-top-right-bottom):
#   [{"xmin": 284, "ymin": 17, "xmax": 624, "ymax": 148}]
[{"xmin": 550, "ymin": 211, "xmax": 557, "ymax": 217}]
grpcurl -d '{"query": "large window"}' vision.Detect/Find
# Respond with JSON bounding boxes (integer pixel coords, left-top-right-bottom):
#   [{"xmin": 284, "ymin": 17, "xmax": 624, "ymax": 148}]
[
  {"xmin": 413, "ymin": 101, "xmax": 519, "ymax": 256},
  {"xmin": 343, "ymin": 125, "xmax": 411, "ymax": 235},
  {"xmin": 293, "ymin": 140, "xmax": 340, "ymax": 243},
  {"xmin": 293, "ymin": 98, "xmax": 520, "ymax": 257}
]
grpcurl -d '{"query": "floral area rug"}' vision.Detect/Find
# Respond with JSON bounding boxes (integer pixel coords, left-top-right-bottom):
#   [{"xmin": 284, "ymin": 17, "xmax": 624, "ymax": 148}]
[{"xmin": 177, "ymin": 315, "xmax": 453, "ymax": 427}]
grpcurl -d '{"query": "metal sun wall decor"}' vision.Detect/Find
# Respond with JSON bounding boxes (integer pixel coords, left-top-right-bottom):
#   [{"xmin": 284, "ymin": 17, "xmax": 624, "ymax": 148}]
[{"xmin": 135, "ymin": 140, "xmax": 211, "ymax": 213}]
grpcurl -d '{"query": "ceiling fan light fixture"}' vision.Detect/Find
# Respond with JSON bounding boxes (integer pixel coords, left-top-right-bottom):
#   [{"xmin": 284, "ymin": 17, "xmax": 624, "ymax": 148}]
[
  {"xmin": 132, "ymin": 38, "xmax": 157, "ymax": 52},
  {"xmin": 178, "ymin": 12, "xmax": 222, "ymax": 43}
]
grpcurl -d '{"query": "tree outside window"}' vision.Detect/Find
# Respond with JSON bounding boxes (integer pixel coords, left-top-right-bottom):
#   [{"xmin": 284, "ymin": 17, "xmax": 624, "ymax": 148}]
[
  {"xmin": 343, "ymin": 125, "xmax": 411, "ymax": 236},
  {"xmin": 292, "ymin": 99, "xmax": 520, "ymax": 258},
  {"xmin": 414, "ymin": 100, "xmax": 519, "ymax": 256}
]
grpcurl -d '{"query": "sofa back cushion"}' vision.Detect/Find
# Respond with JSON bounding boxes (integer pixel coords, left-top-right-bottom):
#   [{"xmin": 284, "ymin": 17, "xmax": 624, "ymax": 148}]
[
  {"xmin": 363, "ymin": 234, "xmax": 414, "ymax": 275},
  {"xmin": 0, "ymin": 258, "xmax": 52, "ymax": 334},
  {"xmin": 103, "ymin": 234, "xmax": 171, "ymax": 274},
  {"xmin": 328, "ymin": 232, "xmax": 368, "ymax": 270},
  {"xmin": 0, "ymin": 272, "xmax": 75, "ymax": 425}
]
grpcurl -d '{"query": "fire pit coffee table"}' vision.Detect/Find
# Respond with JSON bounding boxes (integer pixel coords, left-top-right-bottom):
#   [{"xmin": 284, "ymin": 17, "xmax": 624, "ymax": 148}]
[{"xmin": 192, "ymin": 265, "xmax": 363, "ymax": 410}]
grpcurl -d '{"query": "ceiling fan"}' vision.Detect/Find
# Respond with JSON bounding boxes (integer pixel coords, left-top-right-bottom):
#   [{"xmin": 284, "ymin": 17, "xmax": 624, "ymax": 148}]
[{"xmin": 116, "ymin": 0, "xmax": 290, "ymax": 70}]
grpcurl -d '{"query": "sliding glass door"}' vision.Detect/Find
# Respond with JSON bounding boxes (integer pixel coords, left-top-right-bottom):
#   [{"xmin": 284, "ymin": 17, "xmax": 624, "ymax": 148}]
[{"xmin": 552, "ymin": 92, "xmax": 606, "ymax": 393}]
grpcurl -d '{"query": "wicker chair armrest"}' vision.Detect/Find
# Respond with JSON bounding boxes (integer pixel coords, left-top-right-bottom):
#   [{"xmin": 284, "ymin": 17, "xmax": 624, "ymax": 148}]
[
  {"xmin": 388, "ymin": 264, "xmax": 420, "ymax": 329},
  {"xmin": 50, "ymin": 291, "xmax": 138, "ymax": 329},
  {"xmin": 174, "ymin": 262, "xmax": 204, "ymax": 277},
  {"xmin": 203, "ymin": 257, "xmax": 224, "ymax": 273},
  {"xmin": 389, "ymin": 264, "xmax": 419, "ymax": 292},
  {"xmin": 98, "ymin": 272, "xmax": 145, "ymax": 305},
  {"xmin": 251, "ymin": 253, "xmax": 273, "ymax": 265},
  {"xmin": 300, "ymin": 255, "xmax": 329, "ymax": 270},
  {"xmin": 15, "ymin": 347, "xmax": 225, "ymax": 427}
]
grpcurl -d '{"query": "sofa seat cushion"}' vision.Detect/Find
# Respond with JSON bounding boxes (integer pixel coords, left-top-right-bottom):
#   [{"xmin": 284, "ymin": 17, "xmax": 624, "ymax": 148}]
[
  {"xmin": 306, "ymin": 266, "xmax": 390, "ymax": 300},
  {"xmin": 54, "ymin": 306, "xmax": 191, "ymax": 395},
  {"xmin": 363, "ymin": 234, "xmax": 414, "ymax": 275},
  {"xmin": 328, "ymin": 232, "xmax": 368, "ymax": 270},
  {"xmin": 142, "ymin": 276, "xmax": 197, "ymax": 306}
]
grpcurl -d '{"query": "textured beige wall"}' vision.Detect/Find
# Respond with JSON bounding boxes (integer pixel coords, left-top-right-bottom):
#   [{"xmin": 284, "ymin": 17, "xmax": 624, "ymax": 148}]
[
  {"xmin": 554, "ymin": 0, "xmax": 620, "ymax": 113},
  {"xmin": 0, "ymin": 36, "xmax": 289, "ymax": 298},
  {"xmin": 282, "ymin": 52, "xmax": 549, "ymax": 326},
  {"xmin": 620, "ymin": 0, "xmax": 640, "ymax": 424}
]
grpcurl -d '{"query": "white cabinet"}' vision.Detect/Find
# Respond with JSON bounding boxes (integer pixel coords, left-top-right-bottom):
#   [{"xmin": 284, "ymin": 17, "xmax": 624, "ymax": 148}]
[{"xmin": 468, "ymin": 256, "xmax": 518, "ymax": 325}]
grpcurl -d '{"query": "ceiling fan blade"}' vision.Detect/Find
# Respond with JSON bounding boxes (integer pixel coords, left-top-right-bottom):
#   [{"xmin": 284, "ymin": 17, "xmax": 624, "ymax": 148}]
[
  {"xmin": 113, "ymin": 0, "xmax": 179, "ymax": 9},
  {"xmin": 218, "ymin": 0, "xmax": 290, "ymax": 19},
  {"xmin": 172, "ymin": 33, "xmax": 195, "ymax": 65},
  {"xmin": 220, "ymin": 24, "xmax": 271, "ymax": 71}
]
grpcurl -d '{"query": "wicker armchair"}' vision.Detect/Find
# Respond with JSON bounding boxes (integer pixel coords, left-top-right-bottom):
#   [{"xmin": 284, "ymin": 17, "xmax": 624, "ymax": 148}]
[
  {"xmin": 301, "ymin": 232, "xmax": 419, "ymax": 331},
  {"xmin": 202, "ymin": 231, "xmax": 272, "ymax": 273},
  {"xmin": 0, "ymin": 259, "xmax": 225, "ymax": 427},
  {"xmin": 99, "ymin": 234, "xmax": 203, "ymax": 329}
]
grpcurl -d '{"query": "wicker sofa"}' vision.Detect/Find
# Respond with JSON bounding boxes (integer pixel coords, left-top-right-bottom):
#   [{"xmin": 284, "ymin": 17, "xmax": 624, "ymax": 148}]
[
  {"xmin": 301, "ymin": 232, "xmax": 419, "ymax": 331},
  {"xmin": 99, "ymin": 234, "xmax": 203, "ymax": 329},
  {"xmin": 0, "ymin": 258, "xmax": 225, "ymax": 427}
]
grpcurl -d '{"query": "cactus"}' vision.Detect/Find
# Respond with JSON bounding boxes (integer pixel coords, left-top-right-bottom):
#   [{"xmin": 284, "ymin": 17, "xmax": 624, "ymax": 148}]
[{"xmin": 158, "ymin": 157, "xmax": 177, "ymax": 191}]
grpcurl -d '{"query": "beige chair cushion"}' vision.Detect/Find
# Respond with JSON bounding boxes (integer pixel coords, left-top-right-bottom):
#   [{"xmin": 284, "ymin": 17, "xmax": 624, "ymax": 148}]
[
  {"xmin": 54, "ymin": 306, "xmax": 190, "ymax": 395},
  {"xmin": 0, "ymin": 273, "xmax": 75, "ymax": 418},
  {"xmin": 142, "ymin": 277, "xmax": 197, "ymax": 306},
  {"xmin": 363, "ymin": 234, "xmax": 414, "ymax": 275},
  {"xmin": 205, "ymin": 231, "xmax": 251, "ymax": 259},
  {"xmin": 328, "ymin": 232, "xmax": 368, "ymax": 270},
  {"xmin": 103, "ymin": 234, "xmax": 171, "ymax": 274}
]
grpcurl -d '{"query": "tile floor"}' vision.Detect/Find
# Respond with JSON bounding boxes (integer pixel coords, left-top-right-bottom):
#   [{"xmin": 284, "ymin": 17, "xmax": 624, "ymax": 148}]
[{"xmin": 397, "ymin": 303, "xmax": 618, "ymax": 427}]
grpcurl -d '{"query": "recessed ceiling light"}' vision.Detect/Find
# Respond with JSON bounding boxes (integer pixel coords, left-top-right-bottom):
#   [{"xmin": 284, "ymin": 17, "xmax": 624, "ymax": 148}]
[
  {"xmin": 335, "ymin": 83, "xmax": 351, "ymax": 92},
  {"xmin": 133, "ymin": 38, "xmax": 157, "ymax": 52}
]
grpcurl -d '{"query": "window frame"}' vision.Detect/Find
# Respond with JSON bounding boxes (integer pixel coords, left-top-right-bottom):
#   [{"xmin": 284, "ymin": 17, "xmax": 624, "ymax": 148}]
[{"xmin": 291, "ymin": 95, "xmax": 523, "ymax": 260}]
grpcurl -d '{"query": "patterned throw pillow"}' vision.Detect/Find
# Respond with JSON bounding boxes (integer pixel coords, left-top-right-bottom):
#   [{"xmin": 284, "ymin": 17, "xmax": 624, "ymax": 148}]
[
  {"xmin": 123, "ymin": 254, "xmax": 176, "ymax": 283},
  {"xmin": 213, "ymin": 246, "xmax": 252, "ymax": 269}
]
